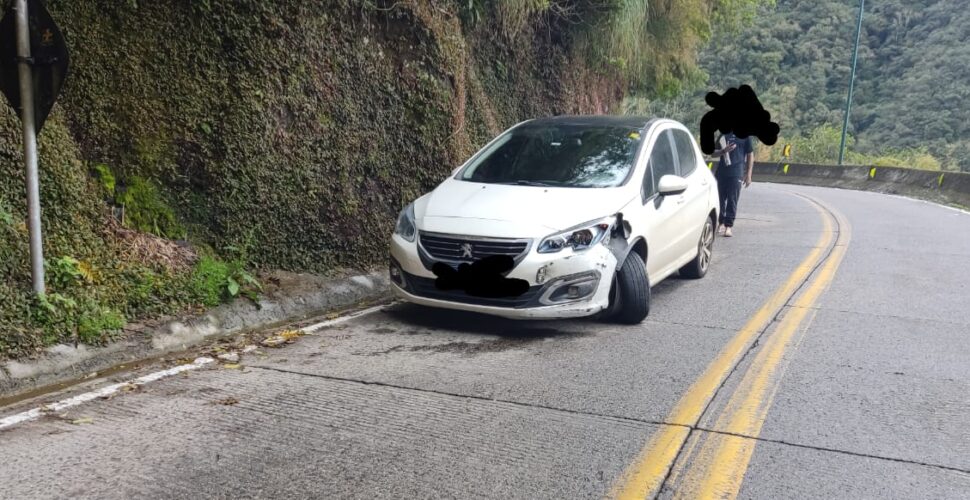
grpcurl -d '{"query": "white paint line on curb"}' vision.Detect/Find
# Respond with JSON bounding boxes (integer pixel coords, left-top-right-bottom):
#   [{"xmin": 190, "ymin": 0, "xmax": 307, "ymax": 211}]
[
  {"xmin": 0, "ymin": 302, "xmax": 390, "ymax": 432},
  {"xmin": 0, "ymin": 357, "xmax": 214, "ymax": 431},
  {"xmin": 301, "ymin": 303, "xmax": 391, "ymax": 334},
  {"xmin": 0, "ymin": 303, "xmax": 390, "ymax": 432}
]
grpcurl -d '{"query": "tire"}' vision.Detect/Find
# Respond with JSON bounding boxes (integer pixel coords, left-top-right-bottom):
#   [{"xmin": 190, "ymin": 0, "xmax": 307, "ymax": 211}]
[
  {"xmin": 680, "ymin": 215, "xmax": 715, "ymax": 279},
  {"xmin": 609, "ymin": 251, "xmax": 650, "ymax": 324}
]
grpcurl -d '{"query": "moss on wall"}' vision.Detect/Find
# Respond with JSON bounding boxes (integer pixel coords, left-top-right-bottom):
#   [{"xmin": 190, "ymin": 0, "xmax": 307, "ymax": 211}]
[{"xmin": 0, "ymin": 0, "xmax": 619, "ymax": 357}]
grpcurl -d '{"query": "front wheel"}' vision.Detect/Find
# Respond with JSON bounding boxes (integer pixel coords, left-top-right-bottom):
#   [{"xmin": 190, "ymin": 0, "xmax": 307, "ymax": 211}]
[
  {"xmin": 680, "ymin": 216, "xmax": 715, "ymax": 279},
  {"xmin": 606, "ymin": 252, "xmax": 650, "ymax": 324}
]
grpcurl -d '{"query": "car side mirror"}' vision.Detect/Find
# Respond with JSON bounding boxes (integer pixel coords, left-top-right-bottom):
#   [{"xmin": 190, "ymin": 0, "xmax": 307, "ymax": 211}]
[{"xmin": 658, "ymin": 175, "xmax": 688, "ymax": 196}]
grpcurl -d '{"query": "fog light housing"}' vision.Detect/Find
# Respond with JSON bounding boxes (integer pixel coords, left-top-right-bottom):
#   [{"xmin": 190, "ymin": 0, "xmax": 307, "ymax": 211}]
[
  {"xmin": 389, "ymin": 259, "xmax": 407, "ymax": 288},
  {"xmin": 538, "ymin": 271, "xmax": 600, "ymax": 305}
]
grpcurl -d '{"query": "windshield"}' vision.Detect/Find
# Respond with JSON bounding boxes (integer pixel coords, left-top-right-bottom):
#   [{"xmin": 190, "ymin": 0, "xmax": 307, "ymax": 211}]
[{"xmin": 458, "ymin": 123, "xmax": 644, "ymax": 188}]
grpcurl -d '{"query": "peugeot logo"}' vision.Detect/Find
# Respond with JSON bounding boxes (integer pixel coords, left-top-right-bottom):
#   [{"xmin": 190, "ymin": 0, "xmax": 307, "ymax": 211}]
[{"xmin": 460, "ymin": 243, "xmax": 474, "ymax": 259}]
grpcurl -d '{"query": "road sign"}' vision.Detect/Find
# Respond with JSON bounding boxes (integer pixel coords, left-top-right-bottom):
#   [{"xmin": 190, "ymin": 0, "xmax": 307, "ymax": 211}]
[{"xmin": 0, "ymin": 0, "xmax": 69, "ymax": 134}]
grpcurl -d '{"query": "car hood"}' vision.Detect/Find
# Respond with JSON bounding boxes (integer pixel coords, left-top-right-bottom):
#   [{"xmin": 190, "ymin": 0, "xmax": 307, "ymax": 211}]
[{"xmin": 418, "ymin": 178, "xmax": 634, "ymax": 236}]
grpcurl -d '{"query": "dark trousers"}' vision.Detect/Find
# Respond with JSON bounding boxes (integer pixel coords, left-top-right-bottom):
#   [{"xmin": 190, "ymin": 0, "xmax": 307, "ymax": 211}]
[{"xmin": 717, "ymin": 176, "xmax": 743, "ymax": 227}]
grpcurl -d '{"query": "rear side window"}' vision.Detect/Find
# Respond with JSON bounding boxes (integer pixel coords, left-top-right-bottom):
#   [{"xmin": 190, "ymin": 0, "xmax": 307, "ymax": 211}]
[
  {"xmin": 672, "ymin": 129, "xmax": 698, "ymax": 177},
  {"xmin": 646, "ymin": 130, "xmax": 677, "ymax": 197}
]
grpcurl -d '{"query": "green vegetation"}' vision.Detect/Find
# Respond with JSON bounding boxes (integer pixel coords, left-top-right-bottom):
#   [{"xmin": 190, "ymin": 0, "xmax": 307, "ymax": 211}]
[
  {"xmin": 0, "ymin": 204, "xmax": 12, "ymax": 226},
  {"xmin": 30, "ymin": 292, "xmax": 126, "ymax": 346},
  {"xmin": 92, "ymin": 163, "xmax": 116, "ymax": 196},
  {"xmin": 460, "ymin": 0, "xmax": 770, "ymax": 94},
  {"xmin": 759, "ymin": 124, "xmax": 941, "ymax": 170},
  {"xmin": 47, "ymin": 255, "xmax": 94, "ymax": 290},
  {"xmin": 188, "ymin": 257, "xmax": 231, "ymax": 308},
  {"xmin": 632, "ymin": 0, "xmax": 970, "ymax": 171},
  {"xmin": 116, "ymin": 176, "xmax": 186, "ymax": 239},
  {"xmin": 189, "ymin": 255, "xmax": 262, "ymax": 307}
]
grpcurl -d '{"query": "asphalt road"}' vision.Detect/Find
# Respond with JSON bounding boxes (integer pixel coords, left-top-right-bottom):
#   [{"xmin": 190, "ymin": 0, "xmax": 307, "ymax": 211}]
[{"xmin": 1, "ymin": 183, "xmax": 969, "ymax": 499}]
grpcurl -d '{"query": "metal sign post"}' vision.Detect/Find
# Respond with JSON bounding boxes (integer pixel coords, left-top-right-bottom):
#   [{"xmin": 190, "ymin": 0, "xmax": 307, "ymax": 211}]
[
  {"xmin": 15, "ymin": 0, "xmax": 44, "ymax": 294},
  {"xmin": 0, "ymin": 0, "xmax": 70, "ymax": 295}
]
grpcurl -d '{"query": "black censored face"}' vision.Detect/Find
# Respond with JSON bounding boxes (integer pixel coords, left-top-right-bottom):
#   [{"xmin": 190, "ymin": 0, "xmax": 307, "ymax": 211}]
[{"xmin": 698, "ymin": 85, "xmax": 780, "ymax": 155}]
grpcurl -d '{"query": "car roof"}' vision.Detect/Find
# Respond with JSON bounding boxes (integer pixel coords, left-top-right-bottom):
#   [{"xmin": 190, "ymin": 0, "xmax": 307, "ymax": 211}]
[{"xmin": 521, "ymin": 115, "xmax": 660, "ymax": 130}]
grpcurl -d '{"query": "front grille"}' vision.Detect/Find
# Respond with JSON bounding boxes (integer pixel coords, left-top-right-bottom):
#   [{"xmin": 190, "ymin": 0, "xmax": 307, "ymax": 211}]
[
  {"xmin": 404, "ymin": 271, "xmax": 542, "ymax": 308},
  {"xmin": 419, "ymin": 232, "xmax": 531, "ymax": 265}
]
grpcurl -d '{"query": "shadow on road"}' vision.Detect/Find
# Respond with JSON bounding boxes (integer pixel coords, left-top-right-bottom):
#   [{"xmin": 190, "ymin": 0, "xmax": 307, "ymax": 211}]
[{"xmin": 382, "ymin": 302, "xmax": 594, "ymax": 340}]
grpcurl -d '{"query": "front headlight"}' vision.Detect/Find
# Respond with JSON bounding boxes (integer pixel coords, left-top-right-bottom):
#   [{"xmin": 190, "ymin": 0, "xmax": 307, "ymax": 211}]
[
  {"xmin": 537, "ymin": 216, "xmax": 615, "ymax": 254},
  {"xmin": 394, "ymin": 203, "xmax": 416, "ymax": 242}
]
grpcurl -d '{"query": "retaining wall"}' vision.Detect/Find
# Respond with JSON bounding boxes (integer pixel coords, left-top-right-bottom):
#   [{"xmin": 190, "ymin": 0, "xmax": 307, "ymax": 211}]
[{"xmin": 750, "ymin": 162, "xmax": 970, "ymax": 209}]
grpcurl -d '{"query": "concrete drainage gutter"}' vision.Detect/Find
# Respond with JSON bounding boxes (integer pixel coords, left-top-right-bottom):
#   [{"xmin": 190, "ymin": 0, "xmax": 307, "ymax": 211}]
[{"xmin": 0, "ymin": 268, "xmax": 392, "ymax": 400}]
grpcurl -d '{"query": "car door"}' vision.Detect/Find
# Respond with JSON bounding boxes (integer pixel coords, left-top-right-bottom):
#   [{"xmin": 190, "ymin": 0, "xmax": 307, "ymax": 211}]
[
  {"xmin": 637, "ymin": 127, "xmax": 684, "ymax": 282},
  {"xmin": 670, "ymin": 128, "xmax": 711, "ymax": 262}
]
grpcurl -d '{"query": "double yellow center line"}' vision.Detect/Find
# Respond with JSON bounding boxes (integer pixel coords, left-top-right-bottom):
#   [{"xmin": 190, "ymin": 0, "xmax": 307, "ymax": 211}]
[{"xmin": 610, "ymin": 193, "xmax": 851, "ymax": 500}]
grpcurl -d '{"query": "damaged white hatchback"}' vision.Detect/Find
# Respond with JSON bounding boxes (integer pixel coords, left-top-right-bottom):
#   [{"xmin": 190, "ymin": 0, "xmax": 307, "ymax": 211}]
[{"xmin": 389, "ymin": 116, "xmax": 719, "ymax": 323}]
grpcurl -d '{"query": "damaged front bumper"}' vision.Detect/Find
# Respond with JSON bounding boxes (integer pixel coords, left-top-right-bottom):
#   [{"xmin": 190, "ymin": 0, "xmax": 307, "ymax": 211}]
[{"xmin": 389, "ymin": 232, "xmax": 618, "ymax": 320}]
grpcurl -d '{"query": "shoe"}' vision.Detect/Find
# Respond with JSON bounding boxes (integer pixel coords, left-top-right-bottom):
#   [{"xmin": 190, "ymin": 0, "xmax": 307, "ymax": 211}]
[
  {"xmin": 724, "ymin": 227, "xmax": 733, "ymax": 237},
  {"xmin": 717, "ymin": 224, "xmax": 725, "ymax": 235}
]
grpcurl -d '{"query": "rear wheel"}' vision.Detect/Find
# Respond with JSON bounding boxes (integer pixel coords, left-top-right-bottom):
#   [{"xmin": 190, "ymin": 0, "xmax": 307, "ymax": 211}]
[
  {"xmin": 680, "ymin": 216, "xmax": 715, "ymax": 279},
  {"xmin": 607, "ymin": 252, "xmax": 650, "ymax": 324}
]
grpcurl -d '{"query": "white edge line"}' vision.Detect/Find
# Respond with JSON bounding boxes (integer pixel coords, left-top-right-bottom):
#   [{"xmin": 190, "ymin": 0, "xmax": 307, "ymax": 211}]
[
  {"xmin": 0, "ymin": 300, "xmax": 390, "ymax": 432},
  {"xmin": 301, "ymin": 303, "xmax": 391, "ymax": 334},
  {"xmin": 770, "ymin": 181, "xmax": 970, "ymax": 216},
  {"xmin": 0, "ymin": 357, "xmax": 214, "ymax": 431},
  {"xmin": 880, "ymin": 192, "xmax": 970, "ymax": 216}
]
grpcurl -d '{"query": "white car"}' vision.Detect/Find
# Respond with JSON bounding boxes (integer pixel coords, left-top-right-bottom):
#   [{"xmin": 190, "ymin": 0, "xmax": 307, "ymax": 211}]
[{"xmin": 389, "ymin": 116, "xmax": 719, "ymax": 323}]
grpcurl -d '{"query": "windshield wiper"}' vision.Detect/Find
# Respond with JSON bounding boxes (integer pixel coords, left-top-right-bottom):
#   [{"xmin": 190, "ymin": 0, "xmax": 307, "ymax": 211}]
[{"xmin": 501, "ymin": 180, "xmax": 560, "ymax": 187}]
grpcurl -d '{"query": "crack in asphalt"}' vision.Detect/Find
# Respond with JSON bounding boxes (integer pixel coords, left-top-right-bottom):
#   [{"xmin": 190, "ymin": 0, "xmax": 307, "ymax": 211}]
[
  {"xmin": 247, "ymin": 363, "xmax": 682, "ymax": 429},
  {"xmin": 647, "ymin": 319, "xmax": 737, "ymax": 332},
  {"xmin": 246, "ymin": 363, "xmax": 970, "ymax": 479},
  {"xmin": 691, "ymin": 426, "xmax": 970, "ymax": 476},
  {"xmin": 800, "ymin": 304, "xmax": 970, "ymax": 328}
]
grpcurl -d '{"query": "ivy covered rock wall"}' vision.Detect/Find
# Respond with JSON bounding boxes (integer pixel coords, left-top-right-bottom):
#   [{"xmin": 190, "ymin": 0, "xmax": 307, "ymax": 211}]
[{"xmin": 0, "ymin": 0, "xmax": 620, "ymax": 356}]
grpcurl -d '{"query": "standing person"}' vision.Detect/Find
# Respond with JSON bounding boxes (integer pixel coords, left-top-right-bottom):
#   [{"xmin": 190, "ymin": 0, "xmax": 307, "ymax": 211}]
[{"xmin": 711, "ymin": 132, "xmax": 754, "ymax": 237}]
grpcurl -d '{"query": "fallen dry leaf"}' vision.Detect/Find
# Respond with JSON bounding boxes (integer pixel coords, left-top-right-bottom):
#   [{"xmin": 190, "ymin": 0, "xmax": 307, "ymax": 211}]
[
  {"xmin": 71, "ymin": 417, "xmax": 94, "ymax": 425},
  {"xmin": 260, "ymin": 329, "xmax": 304, "ymax": 348},
  {"xmin": 216, "ymin": 397, "xmax": 239, "ymax": 406},
  {"xmin": 279, "ymin": 330, "xmax": 304, "ymax": 340},
  {"xmin": 222, "ymin": 363, "xmax": 242, "ymax": 370},
  {"xmin": 217, "ymin": 352, "xmax": 240, "ymax": 363},
  {"xmin": 260, "ymin": 337, "xmax": 286, "ymax": 348}
]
